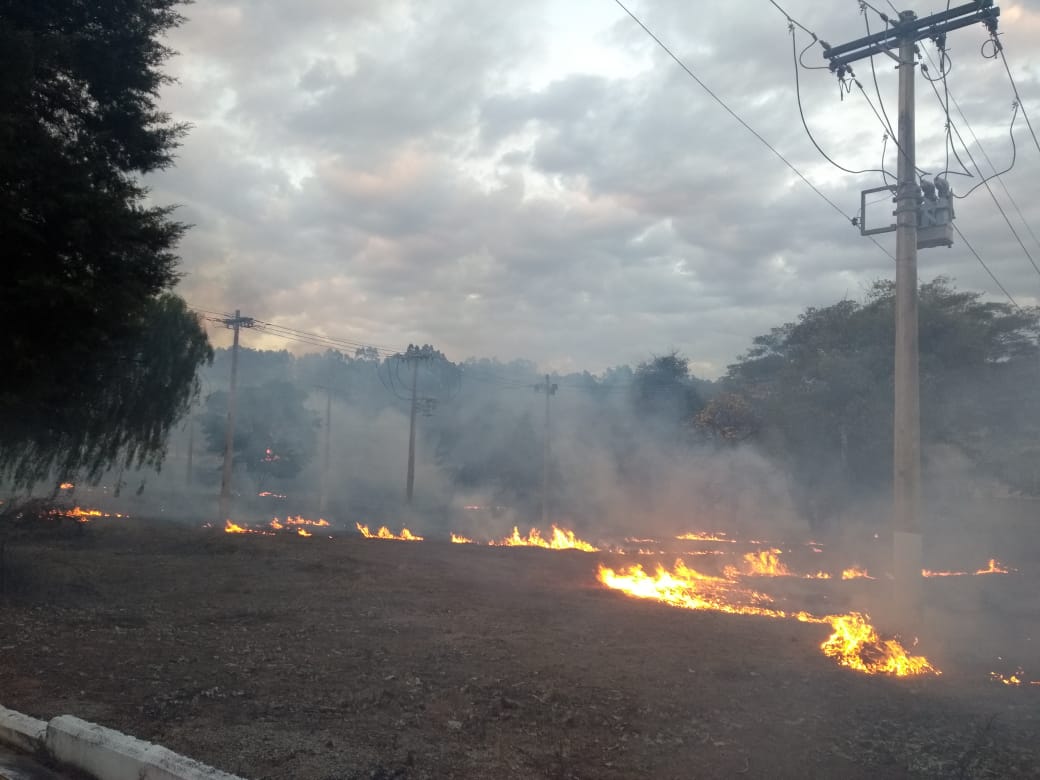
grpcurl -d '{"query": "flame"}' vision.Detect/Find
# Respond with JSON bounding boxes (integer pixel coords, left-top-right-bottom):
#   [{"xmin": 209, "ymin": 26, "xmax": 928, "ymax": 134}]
[
  {"xmin": 490, "ymin": 526, "xmax": 599, "ymax": 552},
  {"xmin": 841, "ymin": 566, "xmax": 874, "ymax": 580},
  {"xmin": 59, "ymin": 482, "xmax": 75, "ymax": 490},
  {"xmin": 598, "ymin": 560, "xmax": 939, "ymax": 677},
  {"xmin": 675, "ymin": 531, "xmax": 735, "ymax": 543},
  {"xmin": 269, "ymin": 518, "xmax": 284, "ymax": 530},
  {"xmin": 990, "ymin": 670, "xmax": 1023, "ymax": 686},
  {"xmin": 355, "ymin": 523, "xmax": 424, "ymax": 541},
  {"xmin": 975, "ymin": 559, "xmax": 1012, "ymax": 575},
  {"xmin": 225, "ymin": 520, "xmax": 248, "ymax": 534},
  {"xmin": 450, "ymin": 533, "xmax": 474, "ymax": 544},
  {"xmin": 285, "ymin": 516, "xmax": 330, "ymax": 528},
  {"xmin": 923, "ymin": 559, "xmax": 1013, "ymax": 577},
  {"xmin": 297, "ymin": 528, "xmax": 312, "ymax": 537},
  {"xmin": 257, "ymin": 491, "xmax": 287, "ymax": 498},
  {"xmin": 726, "ymin": 549, "xmax": 790, "ymax": 577},
  {"xmin": 54, "ymin": 506, "xmax": 126, "ymax": 523}
]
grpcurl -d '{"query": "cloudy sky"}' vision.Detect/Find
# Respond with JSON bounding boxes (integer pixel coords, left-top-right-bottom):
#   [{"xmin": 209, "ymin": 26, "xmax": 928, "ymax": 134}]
[{"xmin": 151, "ymin": 0, "xmax": 1040, "ymax": 377}]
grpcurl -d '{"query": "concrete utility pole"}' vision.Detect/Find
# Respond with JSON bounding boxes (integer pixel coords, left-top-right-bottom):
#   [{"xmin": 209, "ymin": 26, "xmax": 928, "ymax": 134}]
[
  {"xmin": 218, "ymin": 309, "xmax": 255, "ymax": 521},
  {"xmin": 534, "ymin": 374, "xmax": 558, "ymax": 527},
  {"xmin": 823, "ymin": 1, "xmax": 1000, "ymax": 603},
  {"xmin": 320, "ymin": 386, "xmax": 332, "ymax": 515}
]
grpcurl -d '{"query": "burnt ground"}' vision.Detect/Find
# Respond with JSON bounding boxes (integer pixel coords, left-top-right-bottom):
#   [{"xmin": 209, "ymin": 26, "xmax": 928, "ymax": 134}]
[{"xmin": 0, "ymin": 519, "xmax": 1038, "ymax": 780}]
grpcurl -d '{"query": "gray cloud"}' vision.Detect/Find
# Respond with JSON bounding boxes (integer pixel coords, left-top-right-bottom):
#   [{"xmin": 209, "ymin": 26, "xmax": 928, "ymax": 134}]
[{"xmin": 149, "ymin": 0, "xmax": 1040, "ymax": 376}]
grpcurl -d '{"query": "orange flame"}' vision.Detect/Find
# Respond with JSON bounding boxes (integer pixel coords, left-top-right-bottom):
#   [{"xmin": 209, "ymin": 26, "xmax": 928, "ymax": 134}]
[
  {"xmin": 490, "ymin": 526, "xmax": 599, "ymax": 552},
  {"xmin": 841, "ymin": 566, "xmax": 874, "ymax": 580},
  {"xmin": 59, "ymin": 482, "xmax": 75, "ymax": 490},
  {"xmin": 598, "ymin": 560, "xmax": 939, "ymax": 677},
  {"xmin": 269, "ymin": 518, "xmax": 285, "ymax": 530},
  {"xmin": 724, "ymin": 549, "xmax": 790, "ymax": 578},
  {"xmin": 286, "ymin": 516, "xmax": 330, "ymax": 528},
  {"xmin": 975, "ymin": 559, "xmax": 1012, "ymax": 575},
  {"xmin": 55, "ymin": 506, "xmax": 126, "ymax": 523},
  {"xmin": 450, "ymin": 533, "xmax": 474, "ymax": 544},
  {"xmin": 923, "ymin": 559, "xmax": 1013, "ymax": 578},
  {"xmin": 225, "ymin": 520, "xmax": 249, "ymax": 534},
  {"xmin": 297, "ymin": 528, "xmax": 312, "ymax": 537},
  {"xmin": 355, "ymin": 523, "xmax": 424, "ymax": 541},
  {"xmin": 675, "ymin": 531, "xmax": 735, "ymax": 543}
]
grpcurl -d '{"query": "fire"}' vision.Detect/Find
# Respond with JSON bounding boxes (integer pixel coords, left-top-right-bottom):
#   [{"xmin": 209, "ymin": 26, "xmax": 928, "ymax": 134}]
[
  {"xmin": 803, "ymin": 612, "xmax": 938, "ymax": 676},
  {"xmin": 975, "ymin": 559, "xmax": 1012, "ymax": 575},
  {"xmin": 284, "ymin": 516, "xmax": 330, "ymax": 528},
  {"xmin": 59, "ymin": 482, "xmax": 75, "ymax": 490},
  {"xmin": 841, "ymin": 567, "xmax": 874, "ymax": 580},
  {"xmin": 598, "ymin": 560, "xmax": 939, "ymax": 677},
  {"xmin": 990, "ymin": 670, "xmax": 1023, "ymax": 686},
  {"xmin": 676, "ymin": 531, "xmax": 735, "ymax": 543},
  {"xmin": 490, "ymin": 526, "xmax": 599, "ymax": 552},
  {"xmin": 923, "ymin": 559, "xmax": 1013, "ymax": 577},
  {"xmin": 257, "ymin": 491, "xmax": 287, "ymax": 499},
  {"xmin": 297, "ymin": 528, "xmax": 312, "ymax": 537},
  {"xmin": 355, "ymin": 523, "xmax": 424, "ymax": 541},
  {"xmin": 450, "ymin": 533, "xmax": 474, "ymax": 544},
  {"xmin": 725, "ymin": 549, "xmax": 790, "ymax": 577},
  {"xmin": 225, "ymin": 520, "xmax": 248, "ymax": 534},
  {"xmin": 54, "ymin": 506, "xmax": 126, "ymax": 523},
  {"xmin": 269, "ymin": 518, "xmax": 284, "ymax": 530}
]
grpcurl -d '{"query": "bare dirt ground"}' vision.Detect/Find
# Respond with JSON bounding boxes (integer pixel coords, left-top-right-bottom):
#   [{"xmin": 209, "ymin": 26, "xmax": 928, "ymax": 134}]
[{"xmin": 1, "ymin": 518, "xmax": 1038, "ymax": 779}]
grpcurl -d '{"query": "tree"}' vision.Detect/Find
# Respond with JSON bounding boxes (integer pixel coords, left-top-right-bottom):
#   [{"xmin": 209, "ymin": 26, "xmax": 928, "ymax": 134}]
[
  {"xmin": 723, "ymin": 278, "xmax": 1040, "ymax": 529},
  {"xmin": 631, "ymin": 351, "xmax": 705, "ymax": 436},
  {"xmin": 0, "ymin": 1, "xmax": 208, "ymax": 486},
  {"xmin": 201, "ymin": 381, "xmax": 320, "ymax": 484}
]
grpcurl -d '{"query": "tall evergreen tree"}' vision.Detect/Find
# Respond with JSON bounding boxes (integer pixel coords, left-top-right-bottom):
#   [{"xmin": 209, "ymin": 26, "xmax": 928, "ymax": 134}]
[{"xmin": 0, "ymin": 1, "xmax": 210, "ymax": 486}]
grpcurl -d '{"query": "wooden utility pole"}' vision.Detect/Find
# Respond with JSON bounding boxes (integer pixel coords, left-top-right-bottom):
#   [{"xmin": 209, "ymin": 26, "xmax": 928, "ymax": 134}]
[
  {"xmin": 535, "ymin": 374, "xmax": 558, "ymax": 527},
  {"xmin": 823, "ymin": 1, "xmax": 1000, "ymax": 602},
  {"xmin": 218, "ymin": 309, "xmax": 255, "ymax": 521}
]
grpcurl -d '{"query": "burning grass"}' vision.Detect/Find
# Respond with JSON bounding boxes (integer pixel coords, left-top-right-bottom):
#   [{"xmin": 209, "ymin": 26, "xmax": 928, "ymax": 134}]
[
  {"xmin": 922, "ymin": 559, "xmax": 1014, "ymax": 578},
  {"xmin": 489, "ymin": 525, "xmax": 598, "ymax": 552},
  {"xmin": 597, "ymin": 559, "xmax": 940, "ymax": 677},
  {"xmin": 355, "ymin": 523, "xmax": 423, "ymax": 541}
]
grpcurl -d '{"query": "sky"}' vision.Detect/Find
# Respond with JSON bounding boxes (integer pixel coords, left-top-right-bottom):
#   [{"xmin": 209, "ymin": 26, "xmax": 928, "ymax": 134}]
[{"xmin": 151, "ymin": 0, "xmax": 1040, "ymax": 378}]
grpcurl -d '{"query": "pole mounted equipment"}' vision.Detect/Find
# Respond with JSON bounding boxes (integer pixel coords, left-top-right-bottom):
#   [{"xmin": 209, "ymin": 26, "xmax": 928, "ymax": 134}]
[{"xmin": 819, "ymin": 2, "xmax": 1001, "ymax": 616}]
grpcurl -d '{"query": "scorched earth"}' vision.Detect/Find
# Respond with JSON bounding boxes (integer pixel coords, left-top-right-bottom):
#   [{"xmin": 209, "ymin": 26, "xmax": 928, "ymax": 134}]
[{"xmin": 0, "ymin": 517, "xmax": 1037, "ymax": 779}]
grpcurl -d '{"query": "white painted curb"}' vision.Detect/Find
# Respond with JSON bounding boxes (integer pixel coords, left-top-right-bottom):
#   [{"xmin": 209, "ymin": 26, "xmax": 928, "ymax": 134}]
[
  {"xmin": 0, "ymin": 705, "xmax": 46, "ymax": 754},
  {"xmin": 0, "ymin": 704, "xmax": 245, "ymax": 780},
  {"xmin": 46, "ymin": 716, "xmax": 245, "ymax": 780}
]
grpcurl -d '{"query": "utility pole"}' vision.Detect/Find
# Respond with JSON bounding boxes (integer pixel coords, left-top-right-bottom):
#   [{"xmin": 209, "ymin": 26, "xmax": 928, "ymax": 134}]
[
  {"xmin": 823, "ymin": 1, "xmax": 1000, "ymax": 604},
  {"xmin": 405, "ymin": 356, "xmax": 420, "ymax": 505},
  {"xmin": 534, "ymin": 374, "xmax": 558, "ymax": 527},
  {"xmin": 218, "ymin": 309, "xmax": 255, "ymax": 521},
  {"xmin": 319, "ymin": 386, "xmax": 332, "ymax": 514},
  {"xmin": 186, "ymin": 416, "xmax": 194, "ymax": 486}
]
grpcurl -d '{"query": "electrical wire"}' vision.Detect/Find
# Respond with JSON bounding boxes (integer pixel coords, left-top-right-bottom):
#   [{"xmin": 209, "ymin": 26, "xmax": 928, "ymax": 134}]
[
  {"xmin": 615, "ymin": 0, "xmax": 895, "ymax": 261},
  {"xmin": 924, "ymin": 47, "xmax": 1040, "ymax": 256},
  {"xmin": 995, "ymin": 45, "xmax": 1040, "ymax": 158},
  {"xmin": 952, "ymin": 224, "xmax": 1021, "ymax": 309},
  {"xmin": 945, "ymin": 100, "xmax": 1020, "ymax": 201},
  {"xmin": 861, "ymin": 7, "xmax": 895, "ymax": 139}
]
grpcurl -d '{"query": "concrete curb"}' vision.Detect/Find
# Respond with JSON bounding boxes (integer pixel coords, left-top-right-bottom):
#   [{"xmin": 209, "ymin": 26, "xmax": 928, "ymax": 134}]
[
  {"xmin": 0, "ymin": 706, "xmax": 245, "ymax": 780},
  {"xmin": 0, "ymin": 705, "xmax": 46, "ymax": 754}
]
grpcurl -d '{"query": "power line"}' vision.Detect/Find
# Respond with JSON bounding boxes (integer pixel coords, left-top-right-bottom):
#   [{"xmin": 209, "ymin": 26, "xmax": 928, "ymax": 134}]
[
  {"xmin": 613, "ymin": 0, "xmax": 895, "ymax": 262},
  {"xmin": 995, "ymin": 44, "xmax": 1040, "ymax": 157},
  {"xmin": 927, "ymin": 48, "xmax": 1040, "ymax": 254},
  {"xmin": 952, "ymin": 223, "xmax": 1021, "ymax": 309}
]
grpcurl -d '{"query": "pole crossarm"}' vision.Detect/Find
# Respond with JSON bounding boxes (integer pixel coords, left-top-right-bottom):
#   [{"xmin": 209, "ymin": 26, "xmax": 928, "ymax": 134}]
[{"xmin": 823, "ymin": 1, "xmax": 999, "ymax": 70}]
